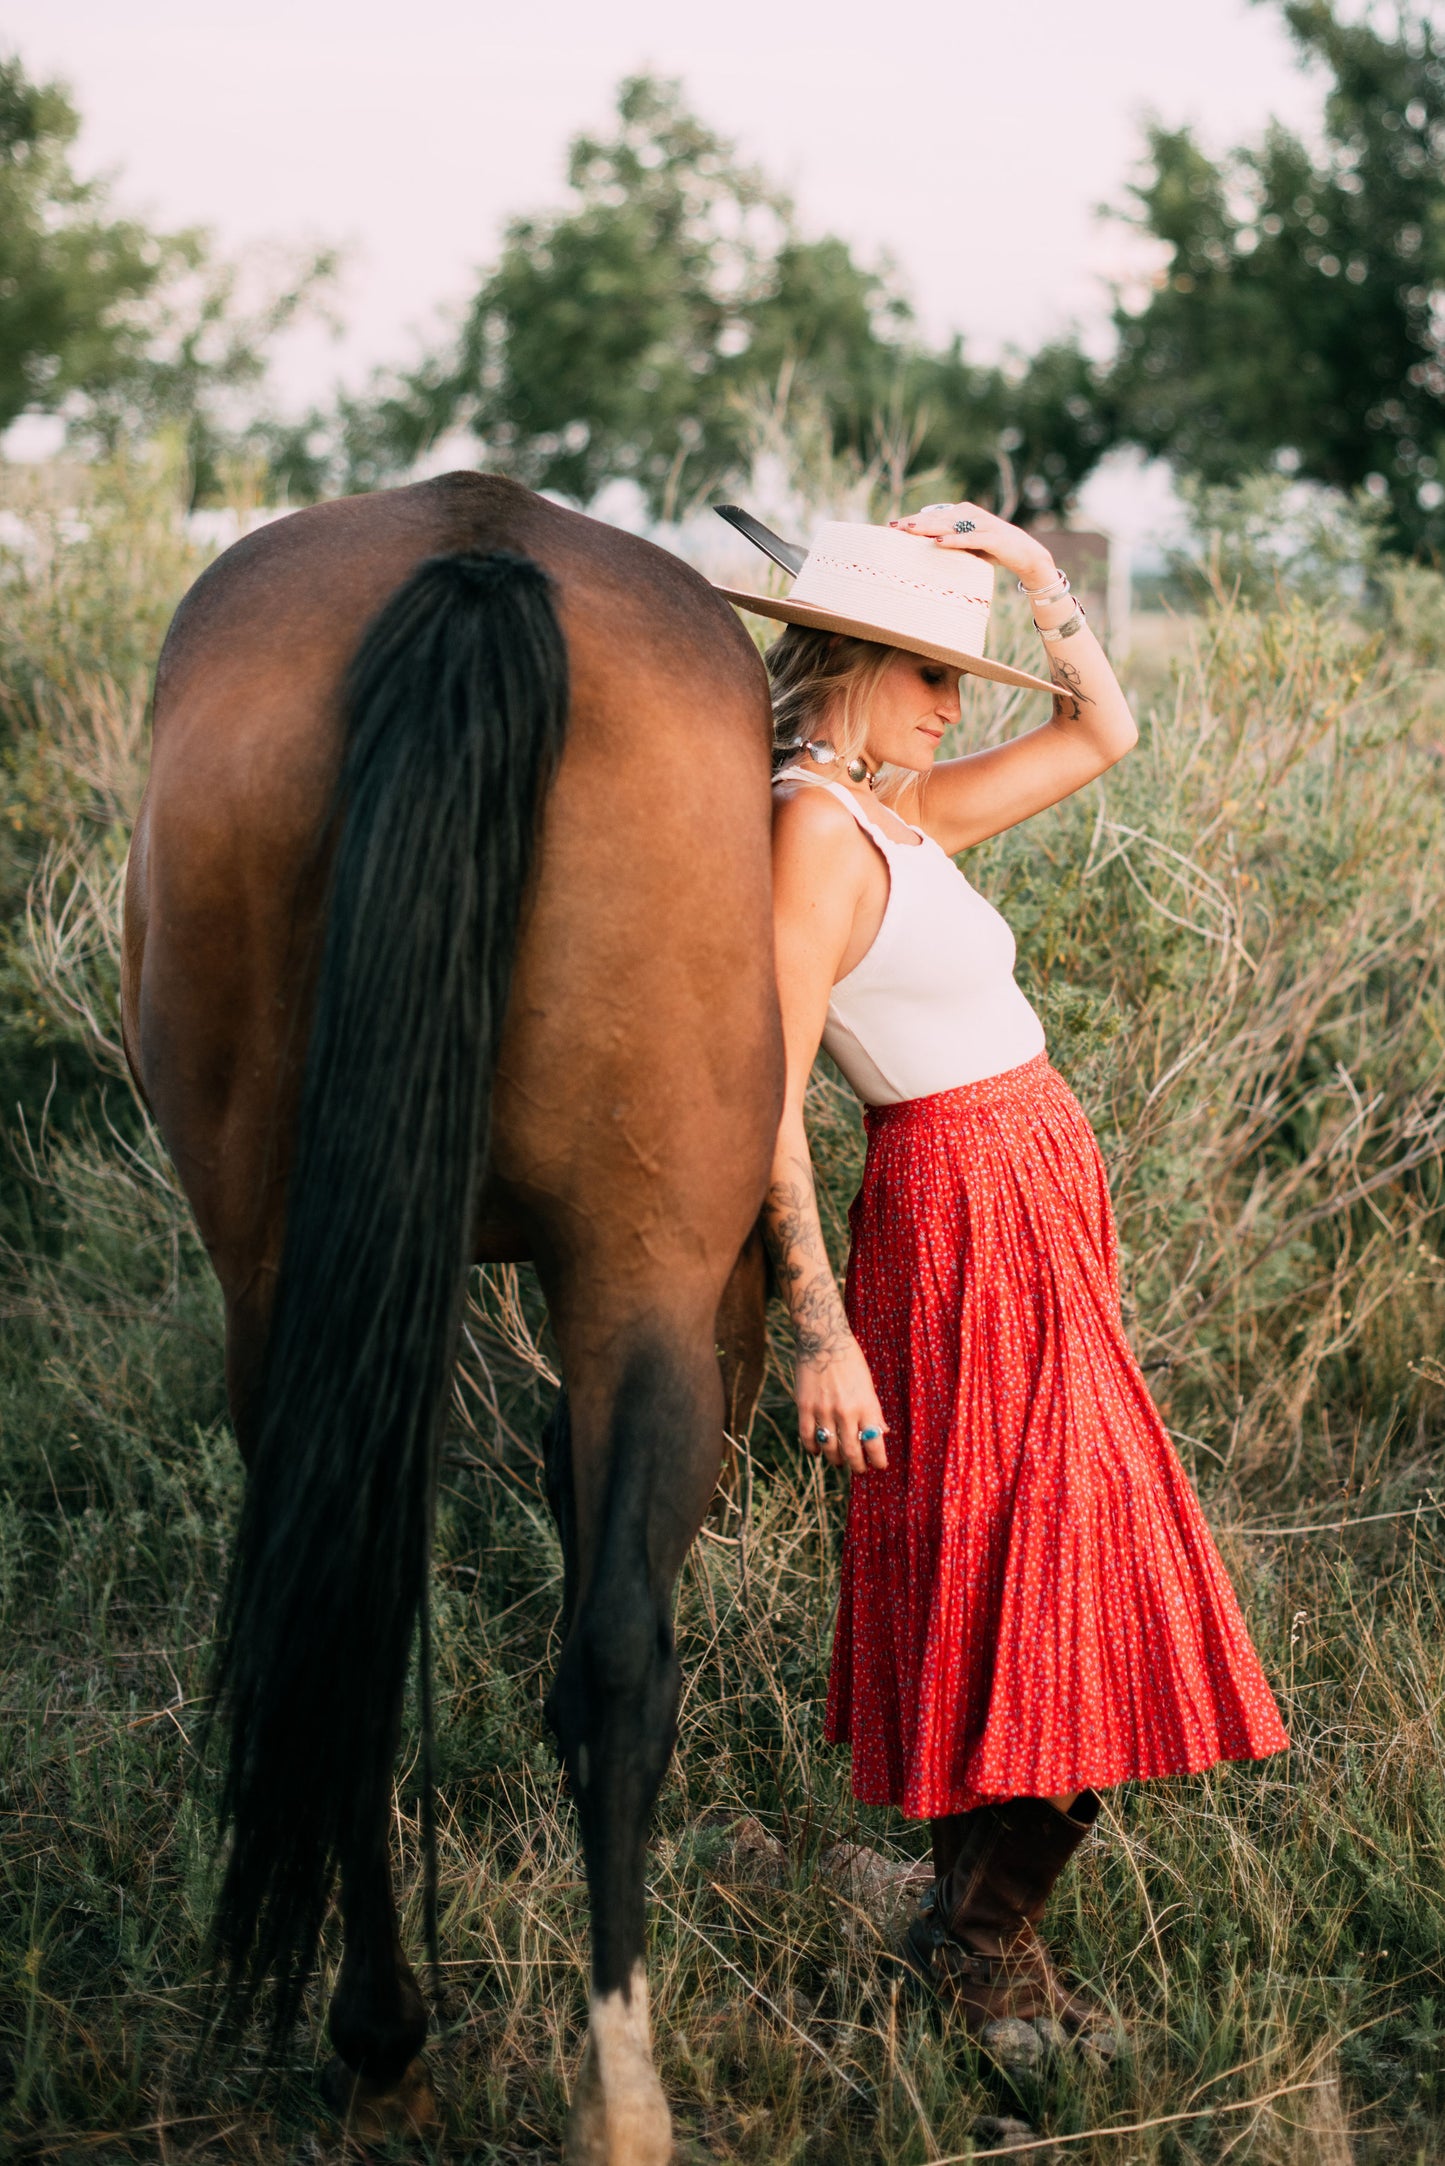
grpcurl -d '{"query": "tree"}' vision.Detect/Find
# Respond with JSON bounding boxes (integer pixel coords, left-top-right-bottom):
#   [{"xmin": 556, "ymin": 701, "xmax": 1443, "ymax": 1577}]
[
  {"xmin": 0, "ymin": 55, "xmax": 176, "ymax": 431},
  {"xmin": 84, "ymin": 241, "xmax": 340, "ymax": 503},
  {"xmin": 1109, "ymin": 1, "xmax": 1445, "ymax": 555},
  {"xmin": 309, "ymin": 72, "xmax": 1104, "ymax": 522},
  {"xmin": 308, "ymin": 76, "xmax": 914, "ymax": 512},
  {"xmin": 907, "ymin": 337, "xmax": 1116, "ymax": 521},
  {"xmin": 0, "ymin": 51, "xmax": 336, "ymax": 502}
]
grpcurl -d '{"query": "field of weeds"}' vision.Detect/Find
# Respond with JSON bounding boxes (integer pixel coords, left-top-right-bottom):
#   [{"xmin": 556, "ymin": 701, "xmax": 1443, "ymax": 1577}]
[{"xmin": 2, "ymin": 455, "xmax": 1444, "ymax": 2163}]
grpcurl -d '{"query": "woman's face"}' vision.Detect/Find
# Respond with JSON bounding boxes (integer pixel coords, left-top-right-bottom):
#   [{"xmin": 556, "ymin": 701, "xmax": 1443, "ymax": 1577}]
[{"xmin": 850, "ymin": 649, "xmax": 962, "ymax": 771}]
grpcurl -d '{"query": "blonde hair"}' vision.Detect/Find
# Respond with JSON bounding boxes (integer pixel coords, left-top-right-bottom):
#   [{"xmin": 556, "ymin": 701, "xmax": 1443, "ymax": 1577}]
[{"xmin": 764, "ymin": 625, "xmax": 897, "ymax": 775}]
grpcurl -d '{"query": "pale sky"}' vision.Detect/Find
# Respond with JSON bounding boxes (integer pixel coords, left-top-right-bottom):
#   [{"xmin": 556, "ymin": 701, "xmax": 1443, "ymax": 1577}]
[
  {"xmin": 5, "ymin": 0, "xmax": 1342, "ymax": 544},
  {"xmin": 12, "ymin": 0, "xmax": 1327, "ymax": 407}
]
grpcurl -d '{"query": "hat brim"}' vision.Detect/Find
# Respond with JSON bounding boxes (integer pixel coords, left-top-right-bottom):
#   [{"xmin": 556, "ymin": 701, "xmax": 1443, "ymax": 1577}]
[{"xmin": 715, "ymin": 585, "xmax": 1056, "ymax": 696}]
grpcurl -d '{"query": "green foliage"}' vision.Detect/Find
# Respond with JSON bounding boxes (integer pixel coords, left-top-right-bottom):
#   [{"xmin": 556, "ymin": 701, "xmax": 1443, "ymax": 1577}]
[
  {"xmin": 285, "ymin": 3, "xmax": 1445, "ymax": 545},
  {"xmin": 278, "ymin": 76, "xmax": 912, "ymax": 512},
  {"xmin": 81, "ymin": 242, "xmax": 343, "ymax": 507},
  {"xmin": 0, "ymin": 55, "xmax": 176, "ymax": 436},
  {"xmin": 0, "ymin": 50, "xmax": 337, "ymax": 503},
  {"xmin": 289, "ymin": 74, "xmax": 1102, "ymax": 522},
  {"xmin": 1110, "ymin": 1, "xmax": 1445, "ymax": 556},
  {"xmin": 1162, "ymin": 470, "xmax": 1395, "ymax": 609},
  {"xmin": 908, "ymin": 335, "xmax": 1117, "ymax": 521},
  {"xmin": 0, "ymin": 443, "xmax": 209, "ymax": 1208},
  {"xmin": 12, "ymin": 4, "xmax": 1445, "ymax": 558},
  {"xmin": 459, "ymin": 75, "xmax": 907, "ymax": 511},
  {"xmin": 2, "ymin": 457, "xmax": 1444, "ymax": 2157}
]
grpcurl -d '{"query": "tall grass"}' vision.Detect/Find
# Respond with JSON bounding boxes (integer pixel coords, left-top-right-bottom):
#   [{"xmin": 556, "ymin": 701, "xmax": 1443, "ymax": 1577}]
[{"xmin": 1, "ymin": 457, "xmax": 1442, "ymax": 2161}]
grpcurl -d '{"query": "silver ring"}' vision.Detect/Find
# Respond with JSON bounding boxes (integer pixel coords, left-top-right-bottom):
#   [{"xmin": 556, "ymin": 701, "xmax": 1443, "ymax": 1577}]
[
  {"xmin": 859, "ymin": 1426, "xmax": 882, "ymax": 1442},
  {"xmin": 953, "ymin": 518, "xmax": 977, "ymax": 534},
  {"xmin": 814, "ymin": 1425, "xmax": 832, "ymax": 1445}
]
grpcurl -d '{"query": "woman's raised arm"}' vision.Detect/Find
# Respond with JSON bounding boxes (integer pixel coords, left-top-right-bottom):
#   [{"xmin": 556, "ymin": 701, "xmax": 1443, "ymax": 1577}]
[{"xmin": 889, "ymin": 502, "xmax": 1139, "ymax": 857}]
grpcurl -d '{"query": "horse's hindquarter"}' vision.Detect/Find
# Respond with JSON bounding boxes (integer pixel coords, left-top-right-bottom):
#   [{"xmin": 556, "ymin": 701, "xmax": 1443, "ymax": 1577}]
[
  {"xmin": 127, "ymin": 488, "xmax": 437, "ymax": 1297},
  {"xmin": 492, "ymin": 510, "xmax": 783, "ymax": 1329},
  {"xmin": 123, "ymin": 473, "xmax": 781, "ymax": 1327}
]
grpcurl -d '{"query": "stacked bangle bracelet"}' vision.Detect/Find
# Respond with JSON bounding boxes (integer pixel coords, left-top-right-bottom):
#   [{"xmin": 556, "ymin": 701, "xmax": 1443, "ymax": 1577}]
[
  {"xmin": 1016, "ymin": 563, "xmax": 1087, "ymax": 643},
  {"xmin": 1037, "ymin": 601, "xmax": 1086, "ymax": 641},
  {"xmin": 1019, "ymin": 568, "xmax": 1070, "ymax": 606}
]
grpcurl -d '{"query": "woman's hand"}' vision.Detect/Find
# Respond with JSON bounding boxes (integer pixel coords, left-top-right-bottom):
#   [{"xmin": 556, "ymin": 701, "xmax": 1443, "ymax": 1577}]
[
  {"xmin": 884, "ymin": 498, "xmax": 1140, "ymax": 858},
  {"xmin": 891, "ymin": 501, "xmax": 1056, "ymax": 592},
  {"xmin": 795, "ymin": 1334, "xmax": 890, "ymax": 1474}
]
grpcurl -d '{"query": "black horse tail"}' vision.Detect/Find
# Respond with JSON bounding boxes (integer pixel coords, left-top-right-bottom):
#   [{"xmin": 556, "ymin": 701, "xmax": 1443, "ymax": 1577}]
[{"xmin": 208, "ymin": 549, "xmax": 567, "ymax": 2049}]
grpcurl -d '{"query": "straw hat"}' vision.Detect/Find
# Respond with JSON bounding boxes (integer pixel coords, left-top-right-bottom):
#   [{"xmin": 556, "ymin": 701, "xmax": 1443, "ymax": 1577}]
[{"xmin": 712, "ymin": 506, "xmax": 1054, "ymax": 696}]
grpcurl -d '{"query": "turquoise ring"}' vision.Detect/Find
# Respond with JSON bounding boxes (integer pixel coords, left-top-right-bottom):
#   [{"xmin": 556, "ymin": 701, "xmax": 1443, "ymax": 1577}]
[{"xmin": 860, "ymin": 1426, "xmax": 882, "ymax": 1442}]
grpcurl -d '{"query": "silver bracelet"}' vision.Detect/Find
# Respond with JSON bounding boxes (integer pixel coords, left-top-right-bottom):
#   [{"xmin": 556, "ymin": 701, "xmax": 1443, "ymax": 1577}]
[
  {"xmin": 1020, "ymin": 568, "xmax": 1069, "ymax": 604},
  {"xmin": 1037, "ymin": 602, "xmax": 1086, "ymax": 641}
]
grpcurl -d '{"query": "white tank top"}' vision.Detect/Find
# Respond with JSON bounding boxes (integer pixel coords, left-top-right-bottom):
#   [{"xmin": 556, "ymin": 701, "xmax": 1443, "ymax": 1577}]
[{"xmin": 773, "ymin": 767, "xmax": 1046, "ymax": 1106}]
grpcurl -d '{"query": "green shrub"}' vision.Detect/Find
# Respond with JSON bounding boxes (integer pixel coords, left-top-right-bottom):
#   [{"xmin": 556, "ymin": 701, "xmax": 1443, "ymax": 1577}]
[{"xmin": 1, "ymin": 457, "xmax": 1442, "ymax": 2160}]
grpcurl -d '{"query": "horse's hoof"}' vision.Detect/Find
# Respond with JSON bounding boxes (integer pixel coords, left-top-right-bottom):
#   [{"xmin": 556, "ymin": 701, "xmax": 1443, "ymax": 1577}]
[
  {"xmin": 563, "ymin": 2033, "xmax": 672, "ymax": 2165},
  {"xmin": 321, "ymin": 2054, "xmax": 439, "ymax": 2145},
  {"xmin": 563, "ymin": 1973, "xmax": 673, "ymax": 2165}
]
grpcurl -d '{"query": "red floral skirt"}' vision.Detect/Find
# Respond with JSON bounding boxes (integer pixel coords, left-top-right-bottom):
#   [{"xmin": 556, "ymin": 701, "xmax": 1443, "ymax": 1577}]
[{"xmin": 825, "ymin": 1051, "xmax": 1288, "ymax": 1816}]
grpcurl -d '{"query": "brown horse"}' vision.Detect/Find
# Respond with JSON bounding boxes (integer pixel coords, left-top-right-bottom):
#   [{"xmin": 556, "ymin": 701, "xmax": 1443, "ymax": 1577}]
[{"xmin": 120, "ymin": 472, "xmax": 782, "ymax": 2163}]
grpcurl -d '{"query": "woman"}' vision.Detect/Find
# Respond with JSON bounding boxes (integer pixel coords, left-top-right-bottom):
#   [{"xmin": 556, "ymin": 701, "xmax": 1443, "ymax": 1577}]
[{"xmin": 719, "ymin": 499, "xmax": 1288, "ymax": 2046}]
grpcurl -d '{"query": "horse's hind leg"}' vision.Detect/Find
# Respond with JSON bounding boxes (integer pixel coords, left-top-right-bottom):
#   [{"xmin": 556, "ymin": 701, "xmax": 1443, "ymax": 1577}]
[
  {"xmin": 542, "ymin": 1303, "xmax": 728, "ymax": 2166},
  {"xmin": 321, "ymin": 1809, "xmax": 437, "ymax": 2139}
]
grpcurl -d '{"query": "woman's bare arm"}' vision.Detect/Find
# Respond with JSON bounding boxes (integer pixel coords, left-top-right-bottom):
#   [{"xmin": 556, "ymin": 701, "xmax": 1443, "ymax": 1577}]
[
  {"xmin": 767, "ymin": 788, "xmax": 890, "ymax": 1474},
  {"xmin": 889, "ymin": 503, "xmax": 1139, "ymax": 856}
]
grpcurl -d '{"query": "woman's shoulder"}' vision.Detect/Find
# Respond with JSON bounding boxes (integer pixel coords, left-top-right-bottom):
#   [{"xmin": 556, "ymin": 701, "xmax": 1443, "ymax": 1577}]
[
  {"xmin": 770, "ymin": 774, "xmax": 876, "ymax": 881},
  {"xmin": 771, "ymin": 773, "xmax": 865, "ymax": 842}
]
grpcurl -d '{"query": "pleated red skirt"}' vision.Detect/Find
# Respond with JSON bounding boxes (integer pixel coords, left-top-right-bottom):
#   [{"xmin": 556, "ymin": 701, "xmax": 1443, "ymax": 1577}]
[{"xmin": 826, "ymin": 1051, "xmax": 1288, "ymax": 1816}]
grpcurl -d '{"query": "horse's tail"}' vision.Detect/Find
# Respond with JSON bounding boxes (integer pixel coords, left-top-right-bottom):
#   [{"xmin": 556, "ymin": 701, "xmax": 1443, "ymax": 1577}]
[{"xmin": 208, "ymin": 548, "xmax": 567, "ymax": 2047}]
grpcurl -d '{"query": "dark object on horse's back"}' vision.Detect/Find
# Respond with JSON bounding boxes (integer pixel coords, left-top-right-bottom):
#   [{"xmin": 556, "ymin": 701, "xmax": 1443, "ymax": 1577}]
[
  {"xmin": 121, "ymin": 472, "xmax": 781, "ymax": 2159},
  {"xmin": 712, "ymin": 503, "xmax": 807, "ymax": 576}
]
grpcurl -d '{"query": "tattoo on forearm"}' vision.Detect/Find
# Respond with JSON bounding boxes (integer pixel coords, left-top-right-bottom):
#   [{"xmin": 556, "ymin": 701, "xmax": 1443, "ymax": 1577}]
[
  {"xmin": 761, "ymin": 1169, "xmax": 823, "ymax": 1286},
  {"xmin": 791, "ymin": 1272, "xmax": 853, "ymax": 1364},
  {"xmin": 1050, "ymin": 656, "xmax": 1095, "ymax": 724},
  {"xmin": 763, "ymin": 1162, "xmax": 853, "ymax": 1364}
]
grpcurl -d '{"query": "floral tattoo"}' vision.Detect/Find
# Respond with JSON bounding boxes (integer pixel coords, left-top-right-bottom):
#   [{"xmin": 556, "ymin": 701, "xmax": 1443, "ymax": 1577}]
[
  {"xmin": 763, "ymin": 1158, "xmax": 852, "ymax": 1364},
  {"xmin": 1050, "ymin": 656, "xmax": 1095, "ymax": 724}
]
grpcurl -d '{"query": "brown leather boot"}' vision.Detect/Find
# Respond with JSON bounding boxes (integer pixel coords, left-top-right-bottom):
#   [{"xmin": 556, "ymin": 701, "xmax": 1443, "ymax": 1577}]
[{"xmin": 902, "ymin": 1793, "xmax": 1108, "ymax": 2040}]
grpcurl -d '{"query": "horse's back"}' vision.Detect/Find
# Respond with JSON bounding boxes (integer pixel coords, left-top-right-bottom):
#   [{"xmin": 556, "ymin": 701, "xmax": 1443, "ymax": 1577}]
[{"xmin": 153, "ymin": 471, "xmax": 753, "ymax": 715}]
